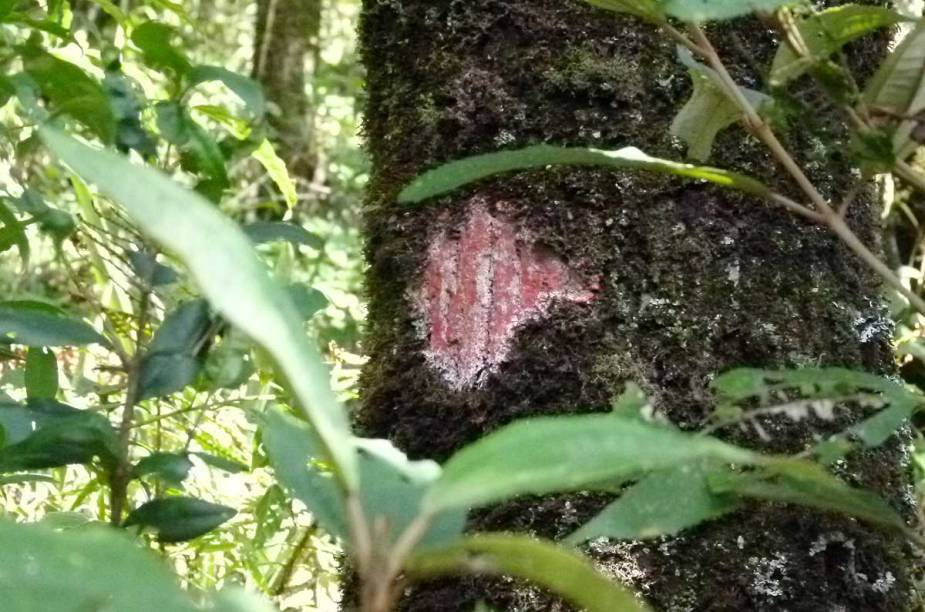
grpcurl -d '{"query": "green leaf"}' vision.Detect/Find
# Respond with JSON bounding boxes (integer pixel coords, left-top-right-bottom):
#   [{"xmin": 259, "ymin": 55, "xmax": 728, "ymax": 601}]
[
  {"xmin": 260, "ymin": 408, "xmax": 348, "ymax": 538},
  {"xmin": 610, "ymin": 383, "xmax": 649, "ymax": 419},
  {"xmin": 41, "ymin": 127, "xmax": 358, "ymax": 490},
  {"xmin": 133, "ymin": 452, "xmax": 194, "ymax": 485},
  {"xmin": 22, "ymin": 46, "xmax": 115, "ymax": 142},
  {"xmin": 355, "ymin": 437, "xmax": 465, "ymax": 550},
  {"xmin": 567, "ymin": 463, "xmax": 741, "ymax": 544},
  {"xmin": 123, "ymin": 496, "xmax": 236, "ymax": 542},
  {"xmin": 242, "ymin": 221, "xmax": 323, "ymax": 250},
  {"xmin": 581, "ymin": 0, "xmax": 664, "ymax": 22},
  {"xmin": 398, "ymin": 144, "xmax": 771, "ymax": 204},
  {"xmin": 128, "ymin": 250, "xmax": 179, "ymax": 286},
  {"xmin": 262, "ymin": 409, "xmax": 464, "ymax": 549},
  {"xmin": 709, "ymin": 460, "xmax": 908, "ymax": 533},
  {"xmin": 406, "ymin": 534, "xmax": 650, "ymax": 612},
  {"xmin": 0, "ymin": 301, "xmax": 106, "ymax": 347},
  {"xmin": 186, "ymin": 65, "xmax": 266, "ymax": 119},
  {"xmin": 0, "ymin": 199, "xmax": 29, "ymax": 267},
  {"xmin": 0, "ymin": 409, "xmax": 119, "ymax": 472},
  {"xmin": 711, "ymin": 367, "xmax": 920, "ymax": 448},
  {"xmin": 138, "ymin": 300, "xmax": 212, "ymax": 399},
  {"xmin": 0, "ymin": 520, "xmax": 202, "ymax": 612},
  {"xmin": 863, "ymin": 20, "xmax": 925, "ymax": 159},
  {"xmin": 155, "ymin": 102, "xmax": 229, "ymax": 200},
  {"xmin": 104, "ymin": 69, "xmax": 156, "ymax": 156},
  {"xmin": 673, "ymin": 48, "xmax": 772, "ymax": 161},
  {"xmin": 192, "ymin": 451, "xmax": 248, "ymax": 473},
  {"xmin": 287, "ymin": 285, "xmax": 329, "ymax": 320},
  {"xmin": 424, "ymin": 414, "xmax": 761, "ymax": 513},
  {"xmin": 203, "ymin": 341, "xmax": 254, "ymax": 390},
  {"xmin": 24, "ymin": 346, "xmax": 57, "ymax": 399},
  {"xmin": 131, "ymin": 22, "xmax": 191, "ymax": 78},
  {"xmin": 770, "ymin": 6, "xmax": 908, "ymax": 86},
  {"xmin": 662, "ymin": 0, "xmax": 794, "ymax": 22},
  {"xmin": 251, "ymin": 139, "xmax": 298, "ymax": 208}
]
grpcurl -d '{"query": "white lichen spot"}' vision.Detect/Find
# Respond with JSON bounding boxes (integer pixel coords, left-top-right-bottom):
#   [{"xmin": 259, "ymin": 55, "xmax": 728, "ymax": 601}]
[
  {"xmin": 721, "ymin": 235, "xmax": 735, "ymax": 246},
  {"xmin": 871, "ymin": 571, "xmax": 896, "ymax": 594},
  {"xmin": 749, "ymin": 553, "xmax": 789, "ymax": 598},
  {"xmin": 727, "ymin": 262, "xmax": 741, "ymax": 286},
  {"xmin": 737, "ymin": 535, "xmax": 745, "ymax": 550}
]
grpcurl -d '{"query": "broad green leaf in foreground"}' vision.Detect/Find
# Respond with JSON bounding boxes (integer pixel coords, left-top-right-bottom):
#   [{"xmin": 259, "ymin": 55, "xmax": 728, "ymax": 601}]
[
  {"xmin": 262, "ymin": 408, "xmax": 464, "ymax": 549},
  {"xmin": 566, "ymin": 463, "xmax": 741, "ymax": 544},
  {"xmin": 41, "ymin": 127, "xmax": 358, "ymax": 489},
  {"xmin": 398, "ymin": 144, "xmax": 771, "ymax": 204},
  {"xmin": 406, "ymin": 534, "xmax": 651, "ymax": 612},
  {"xmin": 123, "ymin": 496, "xmax": 236, "ymax": 542},
  {"xmin": 662, "ymin": 0, "xmax": 794, "ymax": 22},
  {"xmin": 0, "ymin": 520, "xmax": 201, "ymax": 612},
  {"xmin": 0, "ymin": 301, "xmax": 106, "ymax": 347},
  {"xmin": 424, "ymin": 414, "xmax": 761, "ymax": 513},
  {"xmin": 770, "ymin": 6, "xmax": 908, "ymax": 86}
]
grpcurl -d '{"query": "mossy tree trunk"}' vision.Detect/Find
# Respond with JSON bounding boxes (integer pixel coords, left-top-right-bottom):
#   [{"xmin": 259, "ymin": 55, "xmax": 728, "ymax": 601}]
[
  {"xmin": 358, "ymin": 1, "xmax": 915, "ymax": 610},
  {"xmin": 253, "ymin": 0, "xmax": 321, "ymax": 177}
]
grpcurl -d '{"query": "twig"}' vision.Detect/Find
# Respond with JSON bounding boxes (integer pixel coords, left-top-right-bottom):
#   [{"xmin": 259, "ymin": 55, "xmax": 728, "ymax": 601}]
[{"xmin": 689, "ymin": 24, "xmax": 925, "ymax": 317}]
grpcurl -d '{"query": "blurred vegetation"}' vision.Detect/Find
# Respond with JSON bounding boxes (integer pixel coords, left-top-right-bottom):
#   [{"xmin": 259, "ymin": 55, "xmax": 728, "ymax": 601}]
[{"xmin": 0, "ymin": 0, "xmax": 365, "ymax": 608}]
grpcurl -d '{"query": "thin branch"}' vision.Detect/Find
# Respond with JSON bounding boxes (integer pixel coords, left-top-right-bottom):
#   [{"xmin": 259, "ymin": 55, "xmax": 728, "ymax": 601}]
[{"xmin": 689, "ymin": 24, "xmax": 925, "ymax": 317}]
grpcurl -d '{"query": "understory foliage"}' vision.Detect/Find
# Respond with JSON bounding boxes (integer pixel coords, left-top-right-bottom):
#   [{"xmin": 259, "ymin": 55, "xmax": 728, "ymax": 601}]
[{"xmin": 0, "ymin": 1, "xmax": 924, "ymax": 611}]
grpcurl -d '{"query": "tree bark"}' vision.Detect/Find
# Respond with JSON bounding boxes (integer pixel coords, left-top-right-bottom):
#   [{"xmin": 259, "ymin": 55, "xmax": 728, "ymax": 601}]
[
  {"xmin": 253, "ymin": 0, "xmax": 322, "ymax": 177},
  {"xmin": 358, "ymin": 1, "xmax": 915, "ymax": 610}
]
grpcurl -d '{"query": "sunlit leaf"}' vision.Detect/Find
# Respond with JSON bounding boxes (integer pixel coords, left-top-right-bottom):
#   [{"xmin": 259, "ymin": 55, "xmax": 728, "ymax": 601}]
[
  {"xmin": 399, "ymin": 144, "xmax": 771, "ymax": 204},
  {"xmin": 425, "ymin": 414, "xmax": 760, "ymax": 513},
  {"xmin": 771, "ymin": 6, "xmax": 908, "ymax": 86},
  {"xmin": 406, "ymin": 534, "xmax": 651, "ymax": 612},
  {"xmin": 123, "ymin": 497, "xmax": 236, "ymax": 542},
  {"xmin": 251, "ymin": 140, "xmax": 298, "ymax": 208},
  {"xmin": 663, "ymin": 0, "xmax": 795, "ymax": 22},
  {"xmin": 41, "ymin": 127, "xmax": 358, "ymax": 489}
]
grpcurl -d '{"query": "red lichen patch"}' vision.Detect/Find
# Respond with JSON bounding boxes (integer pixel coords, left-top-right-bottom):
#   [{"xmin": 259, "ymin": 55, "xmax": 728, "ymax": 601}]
[{"xmin": 418, "ymin": 199, "xmax": 597, "ymax": 388}]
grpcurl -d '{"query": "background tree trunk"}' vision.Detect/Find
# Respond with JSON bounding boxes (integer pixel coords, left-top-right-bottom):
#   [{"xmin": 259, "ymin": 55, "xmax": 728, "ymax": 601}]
[
  {"xmin": 253, "ymin": 0, "xmax": 322, "ymax": 178},
  {"xmin": 358, "ymin": 1, "xmax": 915, "ymax": 610}
]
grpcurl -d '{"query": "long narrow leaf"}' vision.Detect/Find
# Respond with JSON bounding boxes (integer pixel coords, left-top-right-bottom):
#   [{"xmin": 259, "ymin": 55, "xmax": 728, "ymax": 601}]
[
  {"xmin": 406, "ymin": 534, "xmax": 651, "ymax": 612},
  {"xmin": 398, "ymin": 144, "xmax": 771, "ymax": 204},
  {"xmin": 40, "ymin": 127, "xmax": 358, "ymax": 489}
]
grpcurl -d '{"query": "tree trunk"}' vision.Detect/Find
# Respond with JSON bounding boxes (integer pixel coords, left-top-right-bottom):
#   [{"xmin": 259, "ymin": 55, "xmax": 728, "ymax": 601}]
[
  {"xmin": 253, "ymin": 0, "xmax": 321, "ymax": 177},
  {"xmin": 358, "ymin": 2, "xmax": 915, "ymax": 610}
]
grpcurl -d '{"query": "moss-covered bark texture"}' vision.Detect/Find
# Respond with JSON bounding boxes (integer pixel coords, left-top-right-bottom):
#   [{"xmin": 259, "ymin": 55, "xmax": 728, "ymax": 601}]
[{"xmin": 358, "ymin": 1, "xmax": 916, "ymax": 610}]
